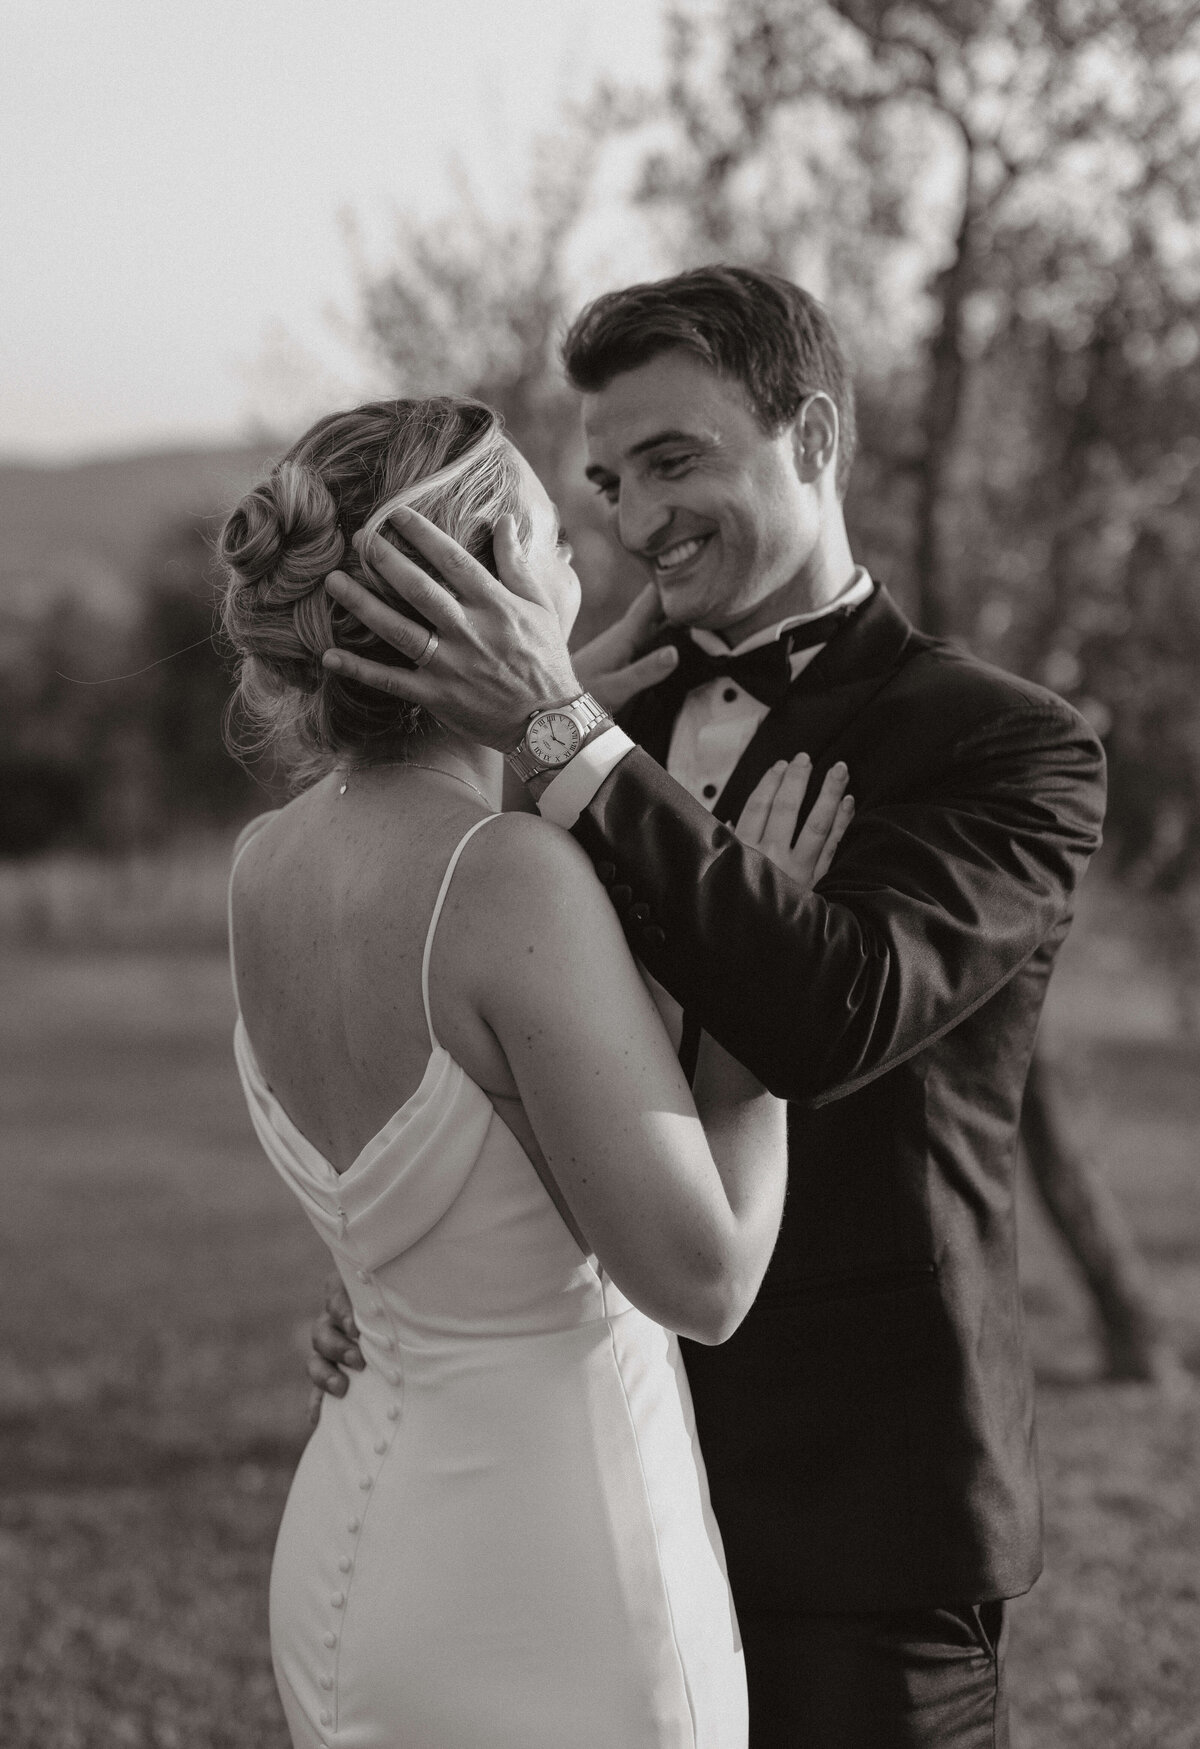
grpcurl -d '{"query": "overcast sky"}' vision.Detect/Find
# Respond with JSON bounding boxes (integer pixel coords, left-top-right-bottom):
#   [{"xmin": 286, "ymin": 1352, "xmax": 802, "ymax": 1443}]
[{"xmin": 1, "ymin": 0, "xmax": 667, "ymax": 462}]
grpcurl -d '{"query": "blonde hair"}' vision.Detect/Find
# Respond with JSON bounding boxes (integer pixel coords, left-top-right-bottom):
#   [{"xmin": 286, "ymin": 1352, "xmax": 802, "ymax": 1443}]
[{"xmin": 219, "ymin": 396, "xmax": 530, "ymax": 785}]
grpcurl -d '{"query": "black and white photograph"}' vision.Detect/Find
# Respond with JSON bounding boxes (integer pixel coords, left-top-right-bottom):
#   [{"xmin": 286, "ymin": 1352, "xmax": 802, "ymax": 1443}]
[{"xmin": 3, "ymin": 2, "xmax": 1199, "ymax": 1744}]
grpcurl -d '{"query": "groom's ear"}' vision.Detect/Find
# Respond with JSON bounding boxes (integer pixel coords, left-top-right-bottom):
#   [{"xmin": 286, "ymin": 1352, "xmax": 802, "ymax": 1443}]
[{"xmin": 790, "ymin": 393, "xmax": 839, "ymax": 486}]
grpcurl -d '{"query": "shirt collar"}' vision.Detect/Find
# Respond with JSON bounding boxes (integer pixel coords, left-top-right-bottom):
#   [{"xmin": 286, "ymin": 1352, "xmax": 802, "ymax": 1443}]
[{"xmin": 688, "ymin": 568, "xmax": 874, "ymax": 659}]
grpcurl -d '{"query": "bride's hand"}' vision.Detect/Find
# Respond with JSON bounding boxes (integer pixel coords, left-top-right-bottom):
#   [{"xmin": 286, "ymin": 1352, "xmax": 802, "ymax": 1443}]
[
  {"xmin": 572, "ymin": 584, "xmax": 680, "ymax": 714},
  {"xmin": 735, "ymin": 754, "xmax": 854, "ymax": 891}
]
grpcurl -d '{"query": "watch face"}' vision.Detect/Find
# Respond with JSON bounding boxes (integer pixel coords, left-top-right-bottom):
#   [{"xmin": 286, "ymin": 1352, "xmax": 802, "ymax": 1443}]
[{"xmin": 527, "ymin": 711, "xmax": 583, "ymax": 766}]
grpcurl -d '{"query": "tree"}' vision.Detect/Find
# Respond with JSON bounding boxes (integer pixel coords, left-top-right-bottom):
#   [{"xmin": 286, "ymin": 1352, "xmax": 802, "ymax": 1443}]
[
  {"xmin": 347, "ymin": 2, "xmax": 1200, "ymax": 1377},
  {"xmin": 349, "ymin": 105, "xmax": 653, "ymax": 643},
  {"xmin": 128, "ymin": 518, "xmax": 269, "ymax": 835},
  {"xmin": 631, "ymin": 0, "xmax": 1200, "ymax": 1381},
  {"xmin": 0, "ymin": 571, "xmax": 135, "ymax": 855}
]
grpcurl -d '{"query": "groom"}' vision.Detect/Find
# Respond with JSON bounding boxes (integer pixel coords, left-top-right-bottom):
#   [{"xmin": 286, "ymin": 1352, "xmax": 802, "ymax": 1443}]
[{"xmin": 310, "ymin": 265, "xmax": 1106, "ymax": 1746}]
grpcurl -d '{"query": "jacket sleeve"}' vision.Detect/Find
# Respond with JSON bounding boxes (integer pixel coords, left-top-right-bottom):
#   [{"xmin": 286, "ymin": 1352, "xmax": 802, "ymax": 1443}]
[{"xmin": 572, "ymin": 701, "xmax": 1106, "ymax": 1104}]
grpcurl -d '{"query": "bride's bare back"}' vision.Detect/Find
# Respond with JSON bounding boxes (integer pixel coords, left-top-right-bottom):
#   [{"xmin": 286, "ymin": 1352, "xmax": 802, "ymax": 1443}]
[{"xmin": 231, "ymin": 769, "xmax": 506, "ymax": 1175}]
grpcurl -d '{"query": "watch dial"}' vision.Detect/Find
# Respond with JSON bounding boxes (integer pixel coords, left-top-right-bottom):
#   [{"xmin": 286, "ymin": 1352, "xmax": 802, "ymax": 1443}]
[{"xmin": 528, "ymin": 712, "xmax": 582, "ymax": 765}]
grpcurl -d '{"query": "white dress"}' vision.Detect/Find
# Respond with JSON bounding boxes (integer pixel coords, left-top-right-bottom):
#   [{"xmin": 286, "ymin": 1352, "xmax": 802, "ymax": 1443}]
[{"xmin": 230, "ymin": 816, "xmax": 747, "ymax": 1749}]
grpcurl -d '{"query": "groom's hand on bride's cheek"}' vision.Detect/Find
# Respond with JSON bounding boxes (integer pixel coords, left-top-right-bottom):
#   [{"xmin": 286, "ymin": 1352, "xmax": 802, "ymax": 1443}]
[{"xmin": 306, "ymin": 1273, "xmax": 364, "ymax": 1427}]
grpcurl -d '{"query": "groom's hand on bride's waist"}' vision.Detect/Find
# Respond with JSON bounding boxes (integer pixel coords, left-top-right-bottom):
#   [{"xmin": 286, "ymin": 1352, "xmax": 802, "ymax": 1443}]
[
  {"xmin": 307, "ymin": 1273, "xmax": 364, "ymax": 1427},
  {"xmin": 321, "ymin": 508, "xmax": 677, "ymax": 745}
]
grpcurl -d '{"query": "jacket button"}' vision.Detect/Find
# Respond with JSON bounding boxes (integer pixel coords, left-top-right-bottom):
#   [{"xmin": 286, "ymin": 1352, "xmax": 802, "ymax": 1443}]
[
  {"xmin": 610, "ymin": 884, "xmax": 632, "ymax": 907},
  {"xmin": 596, "ymin": 861, "xmax": 616, "ymax": 884},
  {"xmin": 641, "ymin": 926, "xmax": 666, "ymax": 948},
  {"xmin": 631, "ymin": 902, "xmax": 650, "ymax": 922}
]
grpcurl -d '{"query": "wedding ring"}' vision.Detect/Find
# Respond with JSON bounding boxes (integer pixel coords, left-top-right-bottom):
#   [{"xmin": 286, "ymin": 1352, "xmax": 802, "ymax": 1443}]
[{"xmin": 412, "ymin": 628, "xmax": 439, "ymax": 669}]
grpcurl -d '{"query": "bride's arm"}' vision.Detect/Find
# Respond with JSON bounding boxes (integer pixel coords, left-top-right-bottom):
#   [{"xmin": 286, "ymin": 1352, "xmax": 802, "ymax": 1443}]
[{"xmin": 458, "ymin": 814, "xmax": 787, "ymax": 1346}]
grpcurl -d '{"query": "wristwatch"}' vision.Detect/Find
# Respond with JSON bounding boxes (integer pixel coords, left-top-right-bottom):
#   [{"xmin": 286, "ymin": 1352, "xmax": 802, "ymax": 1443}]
[{"xmin": 506, "ymin": 693, "xmax": 613, "ymax": 784}]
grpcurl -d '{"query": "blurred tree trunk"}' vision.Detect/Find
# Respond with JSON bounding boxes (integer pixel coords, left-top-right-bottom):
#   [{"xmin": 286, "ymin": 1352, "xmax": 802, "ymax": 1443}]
[
  {"xmin": 639, "ymin": 0, "xmax": 1193, "ymax": 1387},
  {"xmin": 839, "ymin": 10, "xmax": 1187, "ymax": 1388},
  {"xmin": 911, "ymin": 128, "xmax": 976, "ymax": 641},
  {"xmin": 1021, "ymin": 1052, "xmax": 1185, "ymax": 1385}
]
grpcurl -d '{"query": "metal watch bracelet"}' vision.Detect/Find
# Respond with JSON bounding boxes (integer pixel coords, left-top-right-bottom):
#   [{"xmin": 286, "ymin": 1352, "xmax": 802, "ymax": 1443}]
[{"xmin": 506, "ymin": 693, "xmax": 613, "ymax": 785}]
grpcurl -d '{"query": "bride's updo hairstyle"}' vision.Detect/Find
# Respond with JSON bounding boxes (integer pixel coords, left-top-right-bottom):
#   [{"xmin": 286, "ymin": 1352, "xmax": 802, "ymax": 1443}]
[{"xmin": 219, "ymin": 396, "xmax": 529, "ymax": 785}]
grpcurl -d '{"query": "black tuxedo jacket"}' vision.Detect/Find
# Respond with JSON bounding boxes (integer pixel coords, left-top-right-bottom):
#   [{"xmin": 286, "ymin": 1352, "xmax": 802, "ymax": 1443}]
[{"xmin": 572, "ymin": 585, "xmax": 1106, "ymax": 1614}]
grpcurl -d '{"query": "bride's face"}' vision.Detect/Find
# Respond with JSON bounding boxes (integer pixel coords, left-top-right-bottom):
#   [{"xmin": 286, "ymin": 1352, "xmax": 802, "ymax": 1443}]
[{"xmin": 512, "ymin": 449, "xmax": 582, "ymax": 636}]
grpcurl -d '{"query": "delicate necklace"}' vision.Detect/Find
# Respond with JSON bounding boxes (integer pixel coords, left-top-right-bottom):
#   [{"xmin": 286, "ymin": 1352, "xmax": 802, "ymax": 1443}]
[{"xmin": 338, "ymin": 761, "xmax": 493, "ymax": 810}]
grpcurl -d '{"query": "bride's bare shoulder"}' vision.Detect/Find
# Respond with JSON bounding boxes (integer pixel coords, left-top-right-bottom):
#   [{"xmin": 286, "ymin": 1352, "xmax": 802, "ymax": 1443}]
[
  {"xmin": 231, "ymin": 809, "xmax": 282, "ymax": 862},
  {"xmin": 449, "ymin": 810, "xmax": 607, "ymax": 910}
]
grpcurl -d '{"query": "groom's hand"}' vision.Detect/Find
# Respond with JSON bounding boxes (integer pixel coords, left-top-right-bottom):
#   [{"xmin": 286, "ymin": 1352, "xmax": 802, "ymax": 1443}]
[
  {"xmin": 307, "ymin": 1273, "xmax": 364, "ymax": 1428},
  {"xmin": 322, "ymin": 510, "xmax": 676, "ymax": 746}
]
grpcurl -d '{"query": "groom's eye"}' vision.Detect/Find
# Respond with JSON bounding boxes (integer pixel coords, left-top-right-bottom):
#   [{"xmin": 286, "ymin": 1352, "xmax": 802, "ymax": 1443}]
[{"xmin": 655, "ymin": 452, "xmax": 697, "ymax": 478}]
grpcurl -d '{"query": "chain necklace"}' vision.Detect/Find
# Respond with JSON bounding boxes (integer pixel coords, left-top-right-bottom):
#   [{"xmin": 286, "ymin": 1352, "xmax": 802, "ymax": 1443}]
[{"xmin": 337, "ymin": 761, "xmax": 493, "ymax": 810}]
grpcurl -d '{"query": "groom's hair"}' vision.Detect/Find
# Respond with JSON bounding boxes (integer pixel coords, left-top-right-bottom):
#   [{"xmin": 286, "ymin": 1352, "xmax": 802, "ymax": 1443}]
[{"xmin": 562, "ymin": 265, "xmax": 857, "ymax": 498}]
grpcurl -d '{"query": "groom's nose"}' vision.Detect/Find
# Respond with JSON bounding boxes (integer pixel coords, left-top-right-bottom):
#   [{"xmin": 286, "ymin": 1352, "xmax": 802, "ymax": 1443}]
[{"xmin": 617, "ymin": 479, "xmax": 671, "ymax": 556}]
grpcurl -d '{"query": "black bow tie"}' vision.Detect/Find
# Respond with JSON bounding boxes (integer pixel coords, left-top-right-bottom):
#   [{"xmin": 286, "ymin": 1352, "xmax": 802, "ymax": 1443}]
[{"xmin": 664, "ymin": 602, "xmax": 860, "ymax": 708}]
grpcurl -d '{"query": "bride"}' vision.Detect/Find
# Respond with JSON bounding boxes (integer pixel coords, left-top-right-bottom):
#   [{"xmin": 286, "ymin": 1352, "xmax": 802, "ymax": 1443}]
[{"xmin": 220, "ymin": 395, "xmax": 848, "ymax": 1749}]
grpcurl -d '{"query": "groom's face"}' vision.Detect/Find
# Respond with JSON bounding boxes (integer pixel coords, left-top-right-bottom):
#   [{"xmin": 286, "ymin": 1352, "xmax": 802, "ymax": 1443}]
[{"xmin": 582, "ymin": 349, "xmax": 824, "ymax": 642}]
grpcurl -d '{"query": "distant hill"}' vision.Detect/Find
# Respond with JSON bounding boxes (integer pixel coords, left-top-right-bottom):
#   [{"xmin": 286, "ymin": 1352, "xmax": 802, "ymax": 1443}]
[{"xmin": 0, "ymin": 443, "xmax": 283, "ymax": 617}]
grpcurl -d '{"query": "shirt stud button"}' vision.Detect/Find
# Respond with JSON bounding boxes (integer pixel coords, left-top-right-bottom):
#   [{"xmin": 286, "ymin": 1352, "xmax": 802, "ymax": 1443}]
[
  {"xmin": 387, "ymin": 1404, "xmax": 400, "ymax": 1420},
  {"xmin": 338, "ymin": 1555, "xmax": 352, "ymax": 1573},
  {"xmin": 358, "ymin": 1476, "xmax": 372, "ymax": 1491},
  {"xmin": 323, "ymin": 1632, "xmax": 337, "ymax": 1649},
  {"xmin": 374, "ymin": 1437, "xmax": 388, "ymax": 1454},
  {"xmin": 319, "ymin": 1675, "xmax": 333, "ymax": 1690},
  {"xmin": 320, "ymin": 1708, "xmax": 333, "ymax": 1725},
  {"xmin": 331, "ymin": 1592, "xmax": 345, "ymax": 1608},
  {"xmin": 346, "ymin": 1518, "xmax": 360, "ymax": 1534}
]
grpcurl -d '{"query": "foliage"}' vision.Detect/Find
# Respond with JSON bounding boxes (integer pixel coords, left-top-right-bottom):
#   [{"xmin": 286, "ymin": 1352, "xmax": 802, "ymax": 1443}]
[
  {"xmin": 0, "ymin": 518, "xmax": 265, "ymax": 857},
  {"xmin": 0, "ymin": 586, "xmax": 136, "ymax": 855},
  {"xmin": 126, "ymin": 520, "xmax": 269, "ymax": 835},
  {"xmin": 631, "ymin": 0, "xmax": 1200, "ymax": 888},
  {"xmin": 5, "ymin": 0, "xmax": 1200, "ymax": 886},
  {"xmin": 351, "ymin": 96, "xmax": 654, "ymax": 640}
]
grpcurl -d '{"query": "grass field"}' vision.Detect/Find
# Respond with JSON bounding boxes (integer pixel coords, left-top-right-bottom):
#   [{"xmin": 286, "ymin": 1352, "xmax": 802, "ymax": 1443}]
[{"xmin": 1, "ymin": 929, "xmax": 1197, "ymax": 1748}]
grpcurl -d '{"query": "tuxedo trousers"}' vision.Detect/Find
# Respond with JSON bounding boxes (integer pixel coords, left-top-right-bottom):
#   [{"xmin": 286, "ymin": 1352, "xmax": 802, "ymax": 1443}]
[{"xmin": 741, "ymin": 1599, "xmax": 1009, "ymax": 1749}]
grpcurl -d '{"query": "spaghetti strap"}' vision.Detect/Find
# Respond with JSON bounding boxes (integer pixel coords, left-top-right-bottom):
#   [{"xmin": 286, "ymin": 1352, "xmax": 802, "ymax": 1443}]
[{"xmin": 421, "ymin": 815, "xmax": 502, "ymax": 1050}]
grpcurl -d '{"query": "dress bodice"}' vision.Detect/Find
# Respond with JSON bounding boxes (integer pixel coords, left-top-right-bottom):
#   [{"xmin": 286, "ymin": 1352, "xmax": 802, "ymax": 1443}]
[
  {"xmin": 230, "ymin": 812, "xmax": 744, "ymax": 1749},
  {"xmin": 230, "ymin": 814, "xmax": 629, "ymax": 1349}
]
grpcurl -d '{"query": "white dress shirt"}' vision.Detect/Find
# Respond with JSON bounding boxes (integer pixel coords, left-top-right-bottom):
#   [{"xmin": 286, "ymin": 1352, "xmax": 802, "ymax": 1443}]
[{"xmin": 539, "ymin": 569, "xmax": 874, "ymax": 828}]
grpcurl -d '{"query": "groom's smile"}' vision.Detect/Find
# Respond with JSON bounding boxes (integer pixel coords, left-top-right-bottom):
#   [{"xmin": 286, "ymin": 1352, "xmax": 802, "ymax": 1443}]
[
  {"xmin": 582, "ymin": 348, "xmax": 832, "ymax": 644},
  {"xmin": 652, "ymin": 533, "xmax": 711, "ymax": 575}
]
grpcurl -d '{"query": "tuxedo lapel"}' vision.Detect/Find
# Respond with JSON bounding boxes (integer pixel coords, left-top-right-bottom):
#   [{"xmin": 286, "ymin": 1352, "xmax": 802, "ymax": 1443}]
[
  {"xmin": 617, "ymin": 586, "xmax": 920, "ymax": 819},
  {"xmin": 616, "ymin": 657, "xmax": 686, "ymax": 764},
  {"xmin": 622, "ymin": 587, "xmax": 918, "ymax": 1086},
  {"xmin": 712, "ymin": 587, "xmax": 917, "ymax": 825}
]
